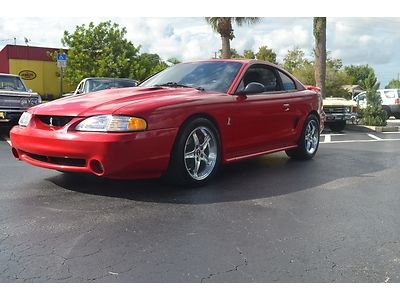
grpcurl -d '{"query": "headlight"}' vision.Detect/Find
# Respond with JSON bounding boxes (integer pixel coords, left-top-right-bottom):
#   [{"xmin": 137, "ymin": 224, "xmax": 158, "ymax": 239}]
[
  {"xmin": 344, "ymin": 107, "xmax": 351, "ymax": 113},
  {"xmin": 19, "ymin": 112, "xmax": 32, "ymax": 127},
  {"xmin": 75, "ymin": 115, "xmax": 147, "ymax": 132}
]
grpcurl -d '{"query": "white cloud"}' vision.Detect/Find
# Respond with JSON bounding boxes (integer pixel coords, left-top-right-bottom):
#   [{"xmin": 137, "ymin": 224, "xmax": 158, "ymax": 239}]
[{"xmin": 1, "ymin": 17, "xmax": 400, "ymax": 86}]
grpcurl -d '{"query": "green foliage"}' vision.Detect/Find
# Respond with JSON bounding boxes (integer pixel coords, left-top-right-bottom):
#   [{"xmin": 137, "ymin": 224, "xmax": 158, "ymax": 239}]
[
  {"xmin": 218, "ymin": 48, "xmax": 243, "ymax": 58},
  {"xmin": 243, "ymin": 49, "xmax": 255, "ymax": 59},
  {"xmin": 360, "ymin": 73, "xmax": 386, "ymax": 126},
  {"xmin": 344, "ymin": 64, "xmax": 375, "ymax": 89},
  {"xmin": 282, "ymin": 47, "xmax": 307, "ymax": 73},
  {"xmin": 205, "ymin": 17, "xmax": 260, "ymax": 58},
  {"xmin": 385, "ymin": 79, "xmax": 400, "ymax": 89},
  {"xmin": 61, "ymin": 21, "xmax": 140, "ymax": 86},
  {"xmin": 167, "ymin": 57, "xmax": 181, "ymax": 65},
  {"xmin": 130, "ymin": 53, "xmax": 168, "ymax": 81},
  {"xmin": 255, "ymin": 46, "xmax": 277, "ymax": 64},
  {"xmin": 282, "ymin": 48, "xmax": 350, "ymax": 98},
  {"xmin": 59, "ymin": 20, "xmax": 170, "ymax": 84}
]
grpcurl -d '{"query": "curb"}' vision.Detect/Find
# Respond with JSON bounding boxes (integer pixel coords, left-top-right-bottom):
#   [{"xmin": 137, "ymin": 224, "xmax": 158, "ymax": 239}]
[{"xmin": 346, "ymin": 124, "xmax": 399, "ymax": 132}]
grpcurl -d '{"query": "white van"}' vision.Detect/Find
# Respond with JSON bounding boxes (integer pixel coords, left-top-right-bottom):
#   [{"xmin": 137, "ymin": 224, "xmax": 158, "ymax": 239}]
[{"xmin": 354, "ymin": 89, "xmax": 400, "ymax": 119}]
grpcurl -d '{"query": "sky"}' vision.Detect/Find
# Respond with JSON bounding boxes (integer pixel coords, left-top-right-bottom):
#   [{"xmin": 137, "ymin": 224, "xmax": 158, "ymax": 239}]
[{"xmin": 1, "ymin": 1, "xmax": 399, "ymax": 88}]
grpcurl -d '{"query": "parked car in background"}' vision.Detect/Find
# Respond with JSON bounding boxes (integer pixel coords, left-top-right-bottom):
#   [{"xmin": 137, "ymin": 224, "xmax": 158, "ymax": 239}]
[
  {"xmin": 11, "ymin": 59, "xmax": 323, "ymax": 186},
  {"xmin": 323, "ymin": 97, "xmax": 358, "ymax": 132},
  {"xmin": 63, "ymin": 77, "xmax": 139, "ymax": 97},
  {"xmin": 353, "ymin": 89, "xmax": 400, "ymax": 119},
  {"xmin": 0, "ymin": 73, "xmax": 41, "ymax": 123}
]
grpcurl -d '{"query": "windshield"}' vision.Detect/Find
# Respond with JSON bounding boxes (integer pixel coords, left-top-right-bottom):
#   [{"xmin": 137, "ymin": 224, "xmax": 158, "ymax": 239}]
[
  {"xmin": 0, "ymin": 75, "xmax": 27, "ymax": 92},
  {"xmin": 86, "ymin": 79, "xmax": 137, "ymax": 93},
  {"xmin": 140, "ymin": 61, "xmax": 243, "ymax": 93}
]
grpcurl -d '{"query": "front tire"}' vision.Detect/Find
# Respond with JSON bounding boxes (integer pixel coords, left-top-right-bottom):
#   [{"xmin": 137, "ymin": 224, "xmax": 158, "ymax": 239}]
[
  {"xmin": 165, "ymin": 118, "xmax": 221, "ymax": 186},
  {"xmin": 286, "ymin": 114, "xmax": 320, "ymax": 160}
]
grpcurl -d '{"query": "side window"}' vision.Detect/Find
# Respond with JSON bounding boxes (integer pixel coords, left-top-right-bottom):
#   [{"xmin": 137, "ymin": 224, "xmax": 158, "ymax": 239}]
[
  {"xmin": 238, "ymin": 65, "xmax": 280, "ymax": 93},
  {"xmin": 278, "ymin": 71, "xmax": 296, "ymax": 91}
]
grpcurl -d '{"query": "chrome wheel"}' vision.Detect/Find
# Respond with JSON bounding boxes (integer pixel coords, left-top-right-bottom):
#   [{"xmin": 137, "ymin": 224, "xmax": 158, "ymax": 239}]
[
  {"xmin": 305, "ymin": 119, "xmax": 319, "ymax": 154},
  {"xmin": 184, "ymin": 126, "xmax": 218, "ymax": 181}
]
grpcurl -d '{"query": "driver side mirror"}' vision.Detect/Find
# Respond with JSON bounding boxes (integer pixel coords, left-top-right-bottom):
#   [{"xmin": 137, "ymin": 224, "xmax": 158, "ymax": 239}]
[{"xmin": 237, "ymin": 82, "xmax": 265, "ymax": 96}]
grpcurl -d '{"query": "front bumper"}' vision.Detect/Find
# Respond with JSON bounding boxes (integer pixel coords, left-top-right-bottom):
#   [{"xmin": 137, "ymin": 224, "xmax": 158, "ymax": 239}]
[
  {"xmin": 10, "ymin": 125, "xmax": 178, "ymax": 179},
  {"xmin": 324, "ymin": 112, "xmax": 357, "ymax": 123},
  {"xmin": 0, "ymin": 109, "xmax": 25, "ymax": 123}
]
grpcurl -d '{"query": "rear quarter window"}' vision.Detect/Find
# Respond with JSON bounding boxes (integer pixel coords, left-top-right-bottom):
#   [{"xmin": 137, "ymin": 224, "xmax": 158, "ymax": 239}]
[{"xmin": 278, "ymin": 71, "xmax": 296, "ymax": 91}]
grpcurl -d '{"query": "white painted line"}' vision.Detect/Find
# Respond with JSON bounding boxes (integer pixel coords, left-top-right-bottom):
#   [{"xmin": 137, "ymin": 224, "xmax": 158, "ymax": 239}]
[
  {"xmin": 1, "ymin": 135, "xmax": 11, "ymax": 146},
  {"xmin": 324, "ymin": 134, "xmax": 331, "ymax": 143},
  {"xmin": 367, "ymin": 133, "xmax": 382, "ymax": 140},
  {"xmin": 321, "ymin": 133, "xmax": 346, "ymax": 136},
  {"xmin": 321, "ymin": 138, "xmax": 400, "ymax": 144}
]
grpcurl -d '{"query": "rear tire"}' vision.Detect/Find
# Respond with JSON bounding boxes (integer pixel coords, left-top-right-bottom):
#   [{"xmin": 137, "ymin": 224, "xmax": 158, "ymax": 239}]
[
  {"xmin": 393, "ymin": 113, "xmax": 400, "ymax": 119},
  {"xmin": 164, "ymin": 118, "xmax": 221, "ymax": 186},
  {"xmin": 328, "ymin": 120, "xmax": 346, "ymax": 132},
  {"xmin": 286, "ymin": 114, "xmax": 320, "ymax": 160}
]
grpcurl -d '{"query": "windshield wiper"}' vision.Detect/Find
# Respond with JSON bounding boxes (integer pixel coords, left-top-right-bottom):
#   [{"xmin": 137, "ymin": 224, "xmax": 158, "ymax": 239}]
[{"xmin": 154, "ymin": 82, "xmax": 204, "ymax": 91}]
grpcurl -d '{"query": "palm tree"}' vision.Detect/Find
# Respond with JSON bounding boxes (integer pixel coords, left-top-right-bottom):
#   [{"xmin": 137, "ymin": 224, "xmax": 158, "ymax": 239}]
[
  {"xmin": 313, "ymin": 17, "xmax": 327, "ymax": 98},
  {"xmin": 205, "ymin": 17, "xmax": 260, "ymax": 59}
]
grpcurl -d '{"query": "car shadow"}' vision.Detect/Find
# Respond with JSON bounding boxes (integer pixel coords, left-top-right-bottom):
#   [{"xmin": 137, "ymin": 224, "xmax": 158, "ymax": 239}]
[{"xmin": 47, "ymin": 147, "xmax": 390, "ymax": 205}]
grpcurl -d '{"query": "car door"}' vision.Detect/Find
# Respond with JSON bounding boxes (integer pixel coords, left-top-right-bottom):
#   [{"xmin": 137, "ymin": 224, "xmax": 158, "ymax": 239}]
[{"xmin": 229, "ymin": 65, "xmax": 300, "ymax": 157}]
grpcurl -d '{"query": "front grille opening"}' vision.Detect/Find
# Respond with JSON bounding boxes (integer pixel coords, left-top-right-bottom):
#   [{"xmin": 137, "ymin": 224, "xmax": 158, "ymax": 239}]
[
  {"xmin": 36, "ymin": 115, "xmax": 74, "ymax": 127},
  {"xmin": 25, "ymin": 152, "xmax": 86, "ymax": 167}
]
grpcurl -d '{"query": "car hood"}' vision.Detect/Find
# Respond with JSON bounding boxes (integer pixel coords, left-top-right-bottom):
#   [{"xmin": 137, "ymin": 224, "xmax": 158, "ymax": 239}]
[
  {"xmin": 323, "ymin": 98, "xmax": 357, "ymax": 107},
  {"xmin": 29, "ymin": 87, "xmax": 213, "ymax": 116}
]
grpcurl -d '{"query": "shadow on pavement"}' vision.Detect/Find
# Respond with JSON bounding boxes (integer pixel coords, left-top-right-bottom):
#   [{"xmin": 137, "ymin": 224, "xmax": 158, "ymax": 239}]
[{"xmin": 47, "ymin": 147, "xmax": 392, "ymax": 205}]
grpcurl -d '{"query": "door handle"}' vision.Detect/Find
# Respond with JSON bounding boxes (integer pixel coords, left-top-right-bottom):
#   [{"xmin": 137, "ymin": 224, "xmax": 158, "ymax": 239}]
[{"xmin": 283, "ymin": 104, "xmax": 290, "ymax": 111}]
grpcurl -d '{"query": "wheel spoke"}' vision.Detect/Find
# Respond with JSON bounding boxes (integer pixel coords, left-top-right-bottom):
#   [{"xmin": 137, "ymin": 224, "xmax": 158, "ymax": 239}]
[
  {"xmin": 194, "ymin": 158, "xmax": 201, "ymax": 176},
  {"xmin": 201, "ymin": 135, "xmax": 211, "ymax": 151},
  {"xmin": 193, "ymin": 132, "xmax": 200, "ymax": 147},
  {"xmin": 185, "ymin": 150, "xmax": 195, "ymax": 160}
]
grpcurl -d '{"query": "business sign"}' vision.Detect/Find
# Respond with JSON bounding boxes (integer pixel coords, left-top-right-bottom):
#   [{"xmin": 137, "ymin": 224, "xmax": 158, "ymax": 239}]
[{"xmin": 19, "ymin": 70, "xmax": 37, "ymax": 80}]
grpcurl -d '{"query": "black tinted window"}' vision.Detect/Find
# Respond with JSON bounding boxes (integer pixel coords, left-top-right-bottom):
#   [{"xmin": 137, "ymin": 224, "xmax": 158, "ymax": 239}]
[
  {"xmin": 279, "ymin": 71, "xmax": 296, "ymax": 91},
  {"xmin": 238, "ymin": 66, "xmax": 280, "ymax": 93}
]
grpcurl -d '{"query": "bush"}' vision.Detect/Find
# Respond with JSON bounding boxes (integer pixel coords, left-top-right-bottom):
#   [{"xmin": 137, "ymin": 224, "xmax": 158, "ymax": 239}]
[
  {"xmin": 360, "ymin": 105, "xmax": 387, "ymax": 126},
  {"xmin": 360, "ymin": 73, "xmax": 387, "ymax": 126}
]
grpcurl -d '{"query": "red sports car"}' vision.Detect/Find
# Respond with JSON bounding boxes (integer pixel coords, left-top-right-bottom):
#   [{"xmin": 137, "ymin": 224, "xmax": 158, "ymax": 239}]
[{"xmin": 10, "ymin": 59, "xmax": 323, "ymax": 186}]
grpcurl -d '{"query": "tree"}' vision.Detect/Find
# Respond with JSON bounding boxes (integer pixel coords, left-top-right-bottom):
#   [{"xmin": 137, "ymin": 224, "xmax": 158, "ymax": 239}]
[
  {"xmin": 361, "ymin": 73, "xmax": 386, "ymax": 126},
  {"xmin": 61, "ymin": 21, "xmax": 140, "ymax": 85},
  {"xmin": 282, "ymin": 48, "xmax": 350, "ymax": 98},
  {"xmin": 255, "ymin": 46, "xmax": 277, "ymax": 64},
  {"xmin": 218, "ymin": 48, "xmax": 243, "ymax": 58},
  {"xmin": 313, "ymin": 17, "xmax": 327, "ymax": 99},
  {"xmin": 131, "ymin": 53, "xmax": 168, "ymax": 81},
  {"xmin": 282, "ymin": 47, "xmax": 307, "ymax": 73},
  {"xmin": 385, "ymin": 79, "xmax": 400, "ymax": 89},
  {"xmin": 205, "ymin": 17, "xmax": 260, "ymax": 59},
  {"xmin": 344, "ymin": 64, "xmax": 376, "ymax": 89},
  {"xmin": 243, "ymin": 49, "xmax": 255, "ymax": 59},
  {"xmin": 167, "ymin": 57, "xmax": 181, "ymax": 65}
]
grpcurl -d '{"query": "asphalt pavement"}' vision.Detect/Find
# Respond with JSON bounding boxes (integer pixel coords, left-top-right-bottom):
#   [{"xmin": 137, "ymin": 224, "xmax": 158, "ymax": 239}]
[{"xmin": 1, "ymin": 127, "xmax": 400, "ymax": 282}]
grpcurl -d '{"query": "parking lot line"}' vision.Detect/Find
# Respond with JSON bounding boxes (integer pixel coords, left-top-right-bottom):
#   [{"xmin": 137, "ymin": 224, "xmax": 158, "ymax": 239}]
[
  {"xmin": 324, "ymin": 134, "xmax": 331, "ymax": 143},
  {"xmin": 367, "ymin": 133, "xmax": 382, "ymax": 140},
  {"xmin": 321, "ymin": 138, "xmax": 400, "ymax": 144}
]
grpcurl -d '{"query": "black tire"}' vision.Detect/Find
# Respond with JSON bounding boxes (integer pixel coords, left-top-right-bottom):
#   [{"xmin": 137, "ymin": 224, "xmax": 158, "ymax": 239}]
[
  {"xmin": 164, "ymin": 118, "xmax": 221, "ymax": 186},
  {"xmin": 393, "ymin": 113, "xmax": 400, "ymax": 119},
  {"xmin": 328, "ymin": 120, "xmax": 346, "ymax": 132},
  {"xmin": 286, "ymin": 114, "xmax": 320, "ymax": 160}
]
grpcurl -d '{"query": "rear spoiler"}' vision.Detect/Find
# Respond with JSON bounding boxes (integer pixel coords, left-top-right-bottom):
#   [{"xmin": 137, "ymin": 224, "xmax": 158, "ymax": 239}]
[{"xmin": 305, "ymin": 85, "xmax": 321, "ymax": 93}]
